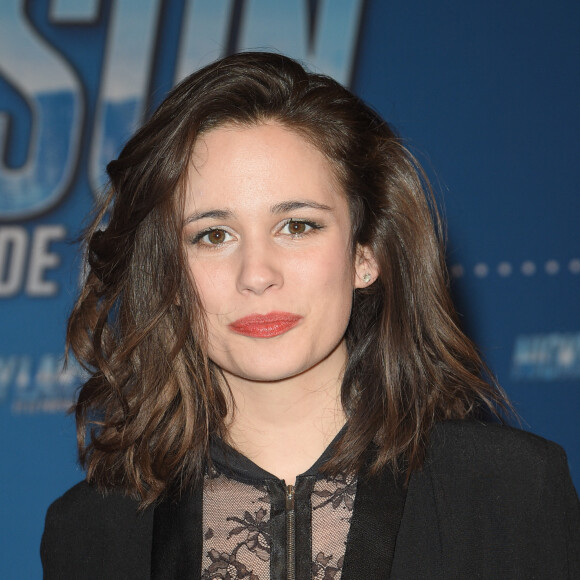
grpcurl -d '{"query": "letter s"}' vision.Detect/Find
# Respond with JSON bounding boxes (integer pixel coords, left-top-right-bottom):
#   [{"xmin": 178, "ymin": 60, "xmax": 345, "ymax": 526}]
[{"xmin": 0, "ymin": 3, "xmax": 83, "ymax": 220}]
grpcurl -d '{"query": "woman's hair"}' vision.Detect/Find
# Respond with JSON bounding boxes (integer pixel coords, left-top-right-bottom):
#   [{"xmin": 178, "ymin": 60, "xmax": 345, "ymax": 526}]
[{"xmin": 69, "ymin": 51, "xmax": 509, "ymax": 506}]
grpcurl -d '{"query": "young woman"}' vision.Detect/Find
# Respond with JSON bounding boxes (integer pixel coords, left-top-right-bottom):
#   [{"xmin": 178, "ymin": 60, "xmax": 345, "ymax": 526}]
[{"xmin": 42, "ymin": 52, "xmax": 579, "ymax": 579}]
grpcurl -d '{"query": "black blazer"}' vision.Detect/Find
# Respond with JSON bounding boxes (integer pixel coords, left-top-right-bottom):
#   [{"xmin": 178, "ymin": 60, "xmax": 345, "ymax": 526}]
[{"xmin": 41, "ymin": 421, "xmax": 580, "ymax": 579}]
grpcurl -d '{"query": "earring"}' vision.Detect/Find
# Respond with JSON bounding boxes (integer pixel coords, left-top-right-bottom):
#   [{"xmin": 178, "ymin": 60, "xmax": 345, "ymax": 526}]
[{"xmin": 362, "ymin": 273, "xmax": 371, "ymax": 283}]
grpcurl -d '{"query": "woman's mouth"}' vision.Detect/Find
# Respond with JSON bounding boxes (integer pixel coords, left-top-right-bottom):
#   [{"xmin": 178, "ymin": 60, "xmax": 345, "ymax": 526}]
[{"xmin": 228, "ymin": 312, "xmax": 303, "ymax": 338}]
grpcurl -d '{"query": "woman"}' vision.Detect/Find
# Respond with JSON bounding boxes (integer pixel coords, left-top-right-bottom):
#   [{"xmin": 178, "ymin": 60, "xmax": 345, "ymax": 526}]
[{"xmin": 42, "ymin": 52, "xmax": 579, "ymax": 579}]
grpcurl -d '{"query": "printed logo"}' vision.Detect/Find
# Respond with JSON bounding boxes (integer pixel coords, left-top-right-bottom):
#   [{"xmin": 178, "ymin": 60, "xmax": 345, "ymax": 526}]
[
  {"xmin": 0, "ymin": 353, "xmax": 87, "ymax": 414},
  {"xmin": 511, "ymin": 332, "xmax": 580, "ymax": 381}
]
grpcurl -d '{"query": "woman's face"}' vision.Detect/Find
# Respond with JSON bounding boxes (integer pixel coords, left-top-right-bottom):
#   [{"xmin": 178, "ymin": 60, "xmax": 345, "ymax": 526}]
[{"xmin": 183, "ymin": 123, "xmax": 374, "ymax": 385}]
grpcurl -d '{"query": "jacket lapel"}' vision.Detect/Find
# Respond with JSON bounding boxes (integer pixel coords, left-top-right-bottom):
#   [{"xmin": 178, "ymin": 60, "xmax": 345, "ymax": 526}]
[
  {"xmin": 341, "ymin": 463, "xmax": 408, "ymax": 579},
  {"xmin": 151, "ymin": 485, "xmax": 203, "ymax": 579}
]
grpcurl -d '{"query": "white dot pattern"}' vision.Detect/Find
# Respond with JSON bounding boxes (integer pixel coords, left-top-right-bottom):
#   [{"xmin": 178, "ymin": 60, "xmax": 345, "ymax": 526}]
[
  {"xmin": 448, "ymin": 258, "xmax": 580, "ymax": 279},
  {"xmin": 521, "ymin": 261, "xmax": 536, "ymax": 276},
  {"xmin": 497, "ymin": 262, "xmax": 512, "ymax": 277}
]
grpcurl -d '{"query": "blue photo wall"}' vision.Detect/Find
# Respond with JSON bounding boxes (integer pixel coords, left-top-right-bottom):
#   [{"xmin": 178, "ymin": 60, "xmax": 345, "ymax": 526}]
[{"xmin": 1, "ymin": 1, "xmax": 578, "ymax": 577}]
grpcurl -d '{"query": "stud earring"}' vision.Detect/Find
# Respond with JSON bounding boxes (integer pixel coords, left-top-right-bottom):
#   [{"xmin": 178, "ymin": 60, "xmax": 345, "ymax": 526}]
[{"xmin": 362, "ymin": 273, "xmax": 371, "ymax": 283}]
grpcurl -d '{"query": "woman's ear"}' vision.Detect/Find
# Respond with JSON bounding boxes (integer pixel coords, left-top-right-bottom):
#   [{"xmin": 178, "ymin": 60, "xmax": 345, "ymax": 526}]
[{"xmin": 354, "ymin": 244, "xmax": 379, "ymax": 288}]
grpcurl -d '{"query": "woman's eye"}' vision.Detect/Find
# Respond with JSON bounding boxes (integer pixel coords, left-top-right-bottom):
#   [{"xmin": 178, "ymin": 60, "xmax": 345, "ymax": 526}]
[
  {"xmin": 281, "ymin": 220, "xmax": 318, "ymax": 236},
  {"xmin": 196, "ymin": 228, "xmax": 232, "ymax": 245}
]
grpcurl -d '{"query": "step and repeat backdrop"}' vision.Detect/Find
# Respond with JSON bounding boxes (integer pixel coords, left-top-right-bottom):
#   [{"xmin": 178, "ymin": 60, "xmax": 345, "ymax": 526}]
[{"xmin": 1, "ymin": 1, "xmax": 578, "ymax": 576}]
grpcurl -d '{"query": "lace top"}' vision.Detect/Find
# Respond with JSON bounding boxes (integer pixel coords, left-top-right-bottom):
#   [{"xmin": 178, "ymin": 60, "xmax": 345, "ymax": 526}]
[{"xmin": 202, "ymin": 431, "xmax": 356, "ymax": 579}]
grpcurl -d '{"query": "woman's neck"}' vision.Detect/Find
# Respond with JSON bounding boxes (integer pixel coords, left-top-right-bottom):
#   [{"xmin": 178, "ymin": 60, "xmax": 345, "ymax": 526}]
[{"xmin": 223, "ymin": 343, "xmax": 347, "ymax": 485}]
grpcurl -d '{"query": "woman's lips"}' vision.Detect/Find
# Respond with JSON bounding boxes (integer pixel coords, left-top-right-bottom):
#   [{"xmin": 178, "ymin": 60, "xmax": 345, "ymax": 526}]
[{"xmin": 228, "ymin": 312, "xmax": 302, "ymax": 338}]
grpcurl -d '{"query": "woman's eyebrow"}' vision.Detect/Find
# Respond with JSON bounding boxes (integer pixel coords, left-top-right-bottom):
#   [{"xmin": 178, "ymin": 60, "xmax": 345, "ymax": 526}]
[
  {"xmin": 183, "ymin": 209, "xmax": 233, "ymax": 224},
  {"xmin": 270, "ymin": 200, "xmax": 333, "ymax": 214}
]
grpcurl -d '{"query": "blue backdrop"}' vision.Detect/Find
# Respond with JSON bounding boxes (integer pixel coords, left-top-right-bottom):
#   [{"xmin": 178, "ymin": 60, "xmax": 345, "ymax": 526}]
[{"xmin": 1, "ymin": 1, "xmax": 578, "ymax": 577}]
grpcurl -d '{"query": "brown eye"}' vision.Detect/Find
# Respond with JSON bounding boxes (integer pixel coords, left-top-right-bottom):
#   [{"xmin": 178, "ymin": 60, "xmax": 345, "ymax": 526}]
[
  {"xmin": 288, "ymin": 220, "xmax": 307, "ymax": 235},
  {"xmin": 191, "ymin": 227, "xmax": 233, "ymax": 247},
  {"xmin": 207, "ymin": 229, "xmax": 227, "ymax": 244},
  {"xmin": 281, "ymin": 220, "xmax": 321, "ymax": 237}
]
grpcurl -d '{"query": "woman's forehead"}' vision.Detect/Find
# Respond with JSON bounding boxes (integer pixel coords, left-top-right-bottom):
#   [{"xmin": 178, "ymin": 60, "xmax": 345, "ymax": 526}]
[{"xmin": 184, "ymin": 123, "xmax": 346, "ymax": 216}]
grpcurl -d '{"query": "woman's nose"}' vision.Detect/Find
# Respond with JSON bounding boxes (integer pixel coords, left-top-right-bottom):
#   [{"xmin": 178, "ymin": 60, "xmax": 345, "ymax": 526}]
[{"xmin": 236, "ymin": 239, "xmax": 283, "ymax": 295}]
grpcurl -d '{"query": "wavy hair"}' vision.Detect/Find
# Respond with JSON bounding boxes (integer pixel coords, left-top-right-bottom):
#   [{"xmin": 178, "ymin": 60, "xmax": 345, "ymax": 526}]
[{"xmin": 69, "ymin": 51, "xmax": 509, "ymax": 506}]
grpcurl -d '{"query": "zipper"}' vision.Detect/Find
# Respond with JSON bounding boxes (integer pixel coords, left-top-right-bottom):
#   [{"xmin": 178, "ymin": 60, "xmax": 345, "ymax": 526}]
[{"xmin": 286, "ymin": 484, "xmax": 295, "ymax": 580}]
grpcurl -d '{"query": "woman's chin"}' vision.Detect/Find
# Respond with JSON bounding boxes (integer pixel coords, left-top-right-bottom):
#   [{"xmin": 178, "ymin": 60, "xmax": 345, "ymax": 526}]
[{"xmin": 222, "ymin": 361, "xmax": 310, "ymax": 385}]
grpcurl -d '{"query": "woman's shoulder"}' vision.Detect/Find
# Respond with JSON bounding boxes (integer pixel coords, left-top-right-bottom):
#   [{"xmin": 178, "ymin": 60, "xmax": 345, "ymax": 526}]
[
  {"xmin": 47, "ymin": 481, "xmax": 146, "ymax": 526},
  {"xmin": 428, "ymin": 419, "xmax": 570, "ymax": 474},
  {"xmin": 402, "ymin": 420, "xmax": 580, "ymax": 577},
  {"xmin": 423, "ymin": 420, "xmax": 578, "ymax": 510},
  {"xmin": 42, "ymin": 480, "xmax": 153, "ymax": 579}
]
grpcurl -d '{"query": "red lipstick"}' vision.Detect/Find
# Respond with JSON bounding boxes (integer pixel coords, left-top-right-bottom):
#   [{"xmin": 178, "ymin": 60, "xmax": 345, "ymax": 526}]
[{"xmin": 229, "ymin": 311, "xmax": 302, "ymax": 338}]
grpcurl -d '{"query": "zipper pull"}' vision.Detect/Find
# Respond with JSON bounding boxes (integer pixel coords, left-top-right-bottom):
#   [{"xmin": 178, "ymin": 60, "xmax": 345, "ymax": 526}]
[{"xmin": 286, "ymin": 484, "xmax": 295, "ymax": 511}]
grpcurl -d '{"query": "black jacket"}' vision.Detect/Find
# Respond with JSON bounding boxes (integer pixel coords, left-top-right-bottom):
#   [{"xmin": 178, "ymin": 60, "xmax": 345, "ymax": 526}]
[{"xmin": 41, "ymin": 421, "xmax": 580, "ymax": 579}]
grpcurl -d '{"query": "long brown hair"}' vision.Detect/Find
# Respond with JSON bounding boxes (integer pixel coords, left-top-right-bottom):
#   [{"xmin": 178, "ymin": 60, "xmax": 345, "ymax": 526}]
[{"xmin": 69, "ymin": 51, "xmax": 509, "ymax": 506}]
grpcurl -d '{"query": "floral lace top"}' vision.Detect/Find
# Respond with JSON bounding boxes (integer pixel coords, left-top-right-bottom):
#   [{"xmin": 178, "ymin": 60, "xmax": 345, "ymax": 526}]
[{"xmin": 202, "ymin": 432, "xmax": 357, "ymax": 579}]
